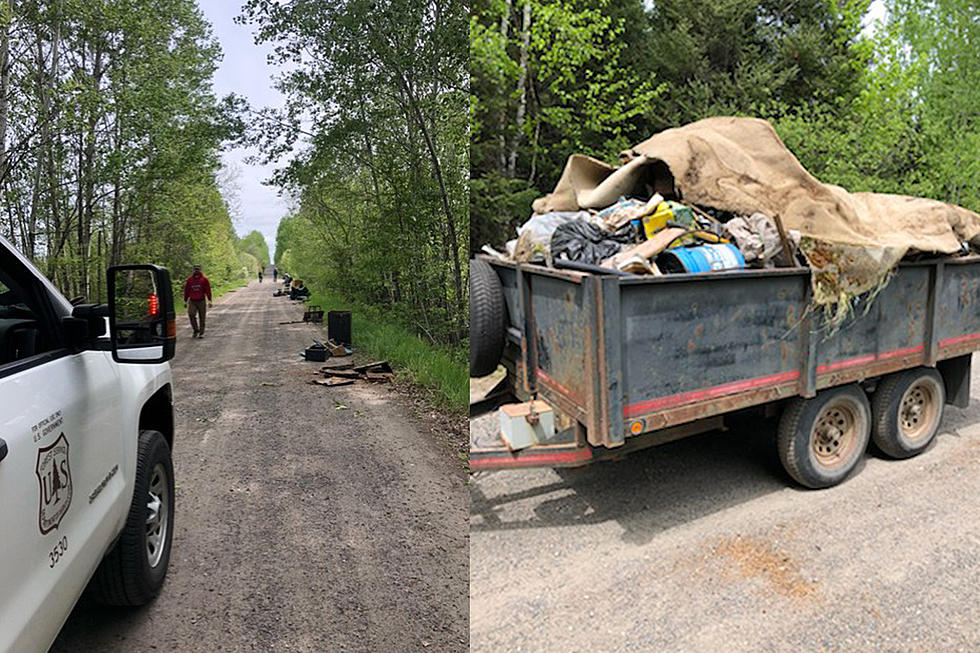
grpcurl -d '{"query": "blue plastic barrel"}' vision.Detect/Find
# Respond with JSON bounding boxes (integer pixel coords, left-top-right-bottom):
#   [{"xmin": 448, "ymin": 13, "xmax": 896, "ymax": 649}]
[{"xmin": 658, "ymin": 243, "xmax": 745, "ymax": 274}]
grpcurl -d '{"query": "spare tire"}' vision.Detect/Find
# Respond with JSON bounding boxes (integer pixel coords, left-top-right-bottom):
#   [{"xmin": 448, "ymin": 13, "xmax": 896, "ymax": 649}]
[{"xmin": 470, "ymin": 258, "xmax": 507, "ymax": 377}]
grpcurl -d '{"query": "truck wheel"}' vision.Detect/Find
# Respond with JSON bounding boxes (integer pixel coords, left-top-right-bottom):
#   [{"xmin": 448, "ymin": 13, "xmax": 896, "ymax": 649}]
[
  {"xmin": 470, "ymin": 258, "xmax": 507, "ymax": 378},
  {"xmin": 91, "ymin": 429, "xmax": 174, "ymax": 606},
  {"xmin": 871, "ymin": 368, "xmax": 945, "ymax": 459},
  {"xmin": 777, "ymin": 385, "xmax": 871, "ymax": 488}
]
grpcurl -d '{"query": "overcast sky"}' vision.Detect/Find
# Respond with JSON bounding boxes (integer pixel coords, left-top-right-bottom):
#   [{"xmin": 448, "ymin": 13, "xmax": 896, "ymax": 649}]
[{"xmin": 198, "ymin": 0, "xmax": 289, "ymax": 260}]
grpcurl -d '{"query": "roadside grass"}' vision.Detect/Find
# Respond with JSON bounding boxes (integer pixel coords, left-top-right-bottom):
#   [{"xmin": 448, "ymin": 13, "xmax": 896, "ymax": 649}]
[{"xmin": 306, "ymin": 289, "xmax": 469, "ymax": 413}]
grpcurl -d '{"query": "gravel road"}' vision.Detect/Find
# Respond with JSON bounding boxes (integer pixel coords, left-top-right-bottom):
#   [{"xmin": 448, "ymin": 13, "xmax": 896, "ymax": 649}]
[
  {"xmin": 51, "ymin": 281, "xmax": 468, "ymax": 652},
  {"xmin": 470, "ymin": 363, "xmax": 980, "ymax": 652}
]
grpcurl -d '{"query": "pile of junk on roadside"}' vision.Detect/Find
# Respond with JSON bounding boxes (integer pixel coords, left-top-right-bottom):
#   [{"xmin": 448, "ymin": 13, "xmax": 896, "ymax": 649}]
[{"xmin": 481, "ymin": 117, "xmax": 980, "ymax": 325}]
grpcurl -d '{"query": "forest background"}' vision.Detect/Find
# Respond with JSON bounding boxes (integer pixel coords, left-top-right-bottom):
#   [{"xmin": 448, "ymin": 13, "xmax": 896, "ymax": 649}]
[
  {"xmin": 471, "ymin": 0, "xmax": 980, "ymax": 251},
  {"xmin": 0, "ymin": 0, "xmax": 467, "ymax": 408},
  {"xmin": 0, "ymin": 0, "xmax": 271, "ymax": 304}
]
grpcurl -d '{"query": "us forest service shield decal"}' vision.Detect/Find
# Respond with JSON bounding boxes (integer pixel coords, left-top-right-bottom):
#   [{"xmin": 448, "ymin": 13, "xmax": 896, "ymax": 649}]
[{"xmin": 36, "ymin": 433, "xmax": 72, "ymax": 534}]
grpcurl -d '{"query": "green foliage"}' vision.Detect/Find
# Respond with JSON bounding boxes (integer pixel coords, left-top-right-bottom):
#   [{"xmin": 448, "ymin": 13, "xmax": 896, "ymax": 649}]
[
  {"xmin": 469, "ymin": 172, "xmax": 539, "ymax": 254},
  {"xmin": 237, "ymin": 230, "xmax": 270, "ymax": 268},
  {"xmin": 241, "ymin": 0, "xmax": 468, "ymax": 352},
  {"xmin": 771, "ymin": 0, "xmax": 980, "ymax": 217},
  {"xmin": 470, "ymin": 0, "xmax": 878, "ymax": 250},
  {"xmin": 0, "ymin": 0, "xmax": 248, "ymax": 300}
]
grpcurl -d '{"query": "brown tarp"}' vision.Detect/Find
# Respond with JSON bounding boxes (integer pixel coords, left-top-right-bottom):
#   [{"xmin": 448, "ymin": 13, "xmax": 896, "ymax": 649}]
[{"xmin": 533, "ymin": 117, "xmax": 980, "ymax": 316}]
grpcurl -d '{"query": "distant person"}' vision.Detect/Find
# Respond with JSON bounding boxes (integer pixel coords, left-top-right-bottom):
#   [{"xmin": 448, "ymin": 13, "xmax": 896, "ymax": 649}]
[
  {"xmin": 183, "ymin": 264, "xmax": 212, "ymax": 339},
  {"xmin": 258, "ymin": 268, "xmax": 263, "ymax": 283},
  {"xmin": 273, "ymin": 268, "xmax": 278, "ymax": 282}
]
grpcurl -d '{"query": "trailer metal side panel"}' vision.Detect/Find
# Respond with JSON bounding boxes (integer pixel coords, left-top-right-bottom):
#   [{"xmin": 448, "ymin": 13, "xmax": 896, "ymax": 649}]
[
  {"xmin": 619, "ymin": 273, "xmax": 805, "ymax": 435},
  {"xmin": 489, "ymin": 256, "xmax": 980, "ymax": 452},
  {"xmin": 814, "ymin": 266, "xmax": 930, "ymax": 387},
  {"xmin": 529, "ymin": 273, "xmax": 591, "ymax": 428},
  {"xmin": 937, "ymin": 260, "xmax": 980, "ymax": 357}
]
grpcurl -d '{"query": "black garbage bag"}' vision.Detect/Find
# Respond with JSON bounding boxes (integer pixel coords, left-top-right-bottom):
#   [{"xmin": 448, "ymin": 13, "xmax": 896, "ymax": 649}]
[{"xmin": 550, "ymin": 219, "xmax": 636, "ymax": 265}]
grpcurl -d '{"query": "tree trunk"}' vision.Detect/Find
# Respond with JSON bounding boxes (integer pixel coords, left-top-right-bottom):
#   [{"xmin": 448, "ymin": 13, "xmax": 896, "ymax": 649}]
[
  {"xmin": 79, "ymin": 43, "xmax": 104, "ymax": 299},
  {"xmin": 507, "ymin": 0, "xmax": 531, "ymax": 178},
  {"xmin": 497, "ymin": 0, "xmax": 512, "ymax": 173},
  {"xmin": 0, "ymin": 0, "xmax": 12, "ymax": 192},
  {"xmin": 392, "ymin": 69, "xmax": 464, "ymax": 324}
]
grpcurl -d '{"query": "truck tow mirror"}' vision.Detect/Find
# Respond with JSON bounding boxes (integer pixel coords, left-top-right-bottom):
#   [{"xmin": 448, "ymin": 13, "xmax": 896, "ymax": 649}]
[{"xmin": 108, "ymin": 265, "xmax": 176, "ymax": 364}]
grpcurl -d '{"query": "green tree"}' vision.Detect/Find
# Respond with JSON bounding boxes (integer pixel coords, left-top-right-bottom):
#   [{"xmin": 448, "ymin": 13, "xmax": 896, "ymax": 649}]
[
  {"xmin": 240, "ymin": 0, "xmax": 468, "ymax": 346},
  {"xmin": 470, "ymin": 0, "xmax": 874, "ymax": 251},
  {"xmin": 0, "ymin": 0, "xmax": 246, "ymax": 301},
  {"xmin": 238, "ymin": 230, "xmax": 270, "ymax": 268}
]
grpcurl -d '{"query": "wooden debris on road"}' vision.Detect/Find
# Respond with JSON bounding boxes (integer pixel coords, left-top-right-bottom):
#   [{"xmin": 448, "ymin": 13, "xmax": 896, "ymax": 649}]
[
  {"xmin": 321, "ymin": 360, "xmax": 354, "ymax": 371},
  {"xmin": 310, "ymin": 360, "xmax": 394, "ymax": 388},
  {"xmin": 323, "ymin": 369, "xmax": 362, "ymax": 379},
  {"xmin": 312, "ymin": 377, "xmax": 355, "ymax": 387},
  {"xmin": 353, "ymin": 360, "xmax": 393, "ymax": 374}
]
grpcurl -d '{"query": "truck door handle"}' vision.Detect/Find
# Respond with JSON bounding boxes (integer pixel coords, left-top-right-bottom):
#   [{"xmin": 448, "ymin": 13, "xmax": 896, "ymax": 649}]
[{"xmin": 0, "ymin": 438, "xmax": 7, "ymax": 462}]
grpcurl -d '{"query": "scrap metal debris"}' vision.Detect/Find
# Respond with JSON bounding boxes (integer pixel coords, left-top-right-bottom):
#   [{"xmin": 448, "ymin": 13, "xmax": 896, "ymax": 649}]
[
  {"xmin": 302, "ymin": 338, "xmax": 353, "ymax": 361},
  {"xmin": 303, "ymin": 305, "xmax": 324, "ymax": 323}
]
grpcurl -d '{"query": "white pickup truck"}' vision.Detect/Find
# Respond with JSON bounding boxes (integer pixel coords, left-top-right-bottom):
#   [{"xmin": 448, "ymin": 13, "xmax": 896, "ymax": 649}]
[{"xmin": 0, "ymin": 235, "xmax": 177, "ymax": 652}]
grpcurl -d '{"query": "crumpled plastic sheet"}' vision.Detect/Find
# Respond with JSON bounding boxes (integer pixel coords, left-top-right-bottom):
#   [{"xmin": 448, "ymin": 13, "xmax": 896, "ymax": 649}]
[
  {"xmin": 550, "ymin": 219, "xmax": 637, "ymax": 265},
  {"xmin": 512, "ymin": 211, "xmax": 591, "ymax": 262}
]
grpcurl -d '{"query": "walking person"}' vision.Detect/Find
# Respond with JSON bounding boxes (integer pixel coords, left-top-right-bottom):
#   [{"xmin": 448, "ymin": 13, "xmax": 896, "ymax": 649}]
[
  {"xmin": 258, "ymin": 267, "xmax": 263, "ymax": 283},
  {"xmin": 272, "ymin": 267, "xmax": 278, "ymax": 283},
  {"xmin": 183, "ymin": 264, "xmax": 212, "ymax": 339}
]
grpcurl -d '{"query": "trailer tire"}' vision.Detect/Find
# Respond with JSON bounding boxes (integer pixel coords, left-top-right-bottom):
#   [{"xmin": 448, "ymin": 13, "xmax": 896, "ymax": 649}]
[
  {"xmin": 470, "ymin": 258, "xmax": 507, "ymax": 378},
  {"xmin": 871, "ymin": 368, "xmax": 945, "ymax": 459},
  {"xmin": 777, "ymin": 385, "xmax": 871, "ymax": 489}
]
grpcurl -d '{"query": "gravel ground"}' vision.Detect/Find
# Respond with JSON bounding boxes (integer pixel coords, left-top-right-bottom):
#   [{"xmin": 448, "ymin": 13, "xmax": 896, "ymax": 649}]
[
  {"xmin": 51, "ymin": 281, "xmax": 468, "ymax": 652},
  {"xmin": 470, "ymin": 362, "xmax": 980, "ymax": 652}
]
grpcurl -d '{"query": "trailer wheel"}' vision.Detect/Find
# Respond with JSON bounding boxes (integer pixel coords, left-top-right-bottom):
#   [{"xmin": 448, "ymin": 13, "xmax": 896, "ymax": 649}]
[
  {"xmin": 777, "ymin": 385, "xmax": 871, "ymax": 488},
  {"xmin": 871, "ymin": 368, "xmax": 945, "ymax": 459},
  {"xmin": 470, "ymin": 258, "xmax": 507, "ymax": 378}
]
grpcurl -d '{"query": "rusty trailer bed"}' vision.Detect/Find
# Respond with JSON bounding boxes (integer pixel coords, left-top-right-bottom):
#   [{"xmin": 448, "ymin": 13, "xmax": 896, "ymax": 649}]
[{"xmin": 471, "ymin": 256, "xmax": 979, "ymax": 469}]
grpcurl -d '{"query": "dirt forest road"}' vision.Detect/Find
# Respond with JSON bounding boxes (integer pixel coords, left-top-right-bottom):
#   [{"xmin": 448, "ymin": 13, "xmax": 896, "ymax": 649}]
[
  {"xmin": 470, "ymin": 364, "xmax": 980, "ymax": 652},
  {"xmin": 52, "ymin": 281, "xmax": 468, "ymax": 652}
]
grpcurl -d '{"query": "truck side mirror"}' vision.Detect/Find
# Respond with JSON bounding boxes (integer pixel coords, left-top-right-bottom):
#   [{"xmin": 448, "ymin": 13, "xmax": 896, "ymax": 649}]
[{"xmin": 108, "ymin": 265, "xmax": 176, "ymax": 364}]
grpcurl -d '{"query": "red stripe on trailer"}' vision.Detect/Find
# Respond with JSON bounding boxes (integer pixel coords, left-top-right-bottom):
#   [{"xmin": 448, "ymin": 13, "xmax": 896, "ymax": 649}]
[
  {"xmin": 876, "ymin": 345, "xmax": 924, "ymax": 359},
  {"xmin": 939, "ymin": 332, "xmax": 980, "ymax": 347},
  {"xmin": 536, "ymin": 368, "xmax": 584, "ymax": 404},
  {"xmin": 816, "ymin": 355, "xmax": 876, "ymax": 373},
  {"xmin": 469, "ymin": 448, "xmax": 593, "ymax": 469},
  {"xmin": 622, "ymin": 345, "xmax": 931, "ymax": 419},
  {"xmin": 623, "ymin": 370, "xmax": 800, "ymax": 417}
]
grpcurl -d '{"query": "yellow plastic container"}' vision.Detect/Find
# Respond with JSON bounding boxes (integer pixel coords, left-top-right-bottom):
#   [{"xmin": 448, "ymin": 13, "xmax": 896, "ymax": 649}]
[{"xmin": 642, "ymin": 201, "xmax": 694, "ymax": 240}]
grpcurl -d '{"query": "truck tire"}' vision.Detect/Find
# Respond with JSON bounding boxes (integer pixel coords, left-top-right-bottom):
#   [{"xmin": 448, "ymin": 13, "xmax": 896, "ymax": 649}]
[
  {"xmin": 470, "ymin": 258, "xmax": 507, "ymax": 378},
  {"xmin": 777, "ymin": 385, "xmax": 871, "ymax": 488},
  {"xmin": 91, "ymin": 429, "xmax": 175, "ymax": 606},
  {"xmin": 871, "ymin": 367, "xmax": 945, "ymax": 459}
]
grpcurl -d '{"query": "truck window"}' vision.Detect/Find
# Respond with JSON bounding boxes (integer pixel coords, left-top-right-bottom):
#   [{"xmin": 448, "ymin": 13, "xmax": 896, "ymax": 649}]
[{"xmin": 0, "ymin": 269, "xmax": 57, "ymax": 367}]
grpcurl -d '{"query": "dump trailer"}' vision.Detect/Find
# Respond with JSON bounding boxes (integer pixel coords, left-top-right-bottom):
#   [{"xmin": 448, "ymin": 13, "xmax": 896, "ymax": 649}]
[{"xmin": 469, "ymin": 255, "xmax": 980, "ymax": 488}]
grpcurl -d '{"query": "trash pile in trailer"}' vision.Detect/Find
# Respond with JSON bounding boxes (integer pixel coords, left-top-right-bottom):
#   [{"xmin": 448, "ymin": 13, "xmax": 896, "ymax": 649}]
[{"xmin": 485, "ymin": 117, "xmax": 980, "ymax": 325}]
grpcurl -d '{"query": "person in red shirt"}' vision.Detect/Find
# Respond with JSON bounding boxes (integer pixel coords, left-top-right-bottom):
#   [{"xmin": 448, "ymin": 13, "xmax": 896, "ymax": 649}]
[{"xmin": 183, "ymin": 264, "xmax": 213, "ymax": 338}]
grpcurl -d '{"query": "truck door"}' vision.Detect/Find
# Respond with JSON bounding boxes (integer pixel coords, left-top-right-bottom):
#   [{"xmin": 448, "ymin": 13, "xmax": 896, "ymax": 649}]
[{"xmin": 0, "ymin": 249, "xmax": 126, "ymax": 652}]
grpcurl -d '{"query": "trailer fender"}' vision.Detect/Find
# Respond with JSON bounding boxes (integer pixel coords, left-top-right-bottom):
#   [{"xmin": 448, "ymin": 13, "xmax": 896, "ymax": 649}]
[{"xmin": 937, "ymin": 354, "xmax": 971, "ymax": 408}]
